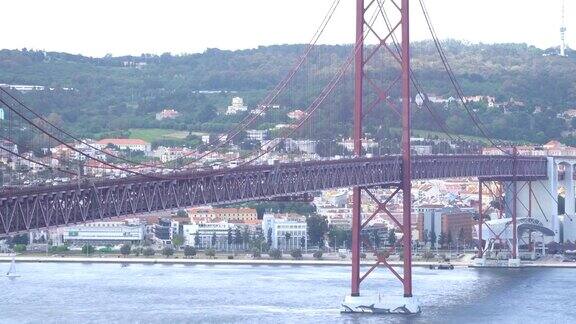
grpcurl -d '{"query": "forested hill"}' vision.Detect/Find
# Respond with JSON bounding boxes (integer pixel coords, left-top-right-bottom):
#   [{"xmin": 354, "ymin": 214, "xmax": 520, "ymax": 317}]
[{"xmin": 1, "ymin": 41, "xmax": 576, "ymax": 146}]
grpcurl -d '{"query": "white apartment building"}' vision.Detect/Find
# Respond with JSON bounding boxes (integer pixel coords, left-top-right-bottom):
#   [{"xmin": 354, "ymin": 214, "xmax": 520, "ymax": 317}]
[
  {"xmin": 285, "ymin": 139, "xmax": 318, "ymax": 154},
  {"xmin": 413, "ymin": 144, "xmax": 433, "ymax": 155},
  {"xmin": 60, "ymin": 220, "xmax": 145, "ymax": 246},
  {"xmin": 188, "ymin": 207, "xmax": 258, "ymax": 222},
  {"xmin": 319, "ymin": 189, "xmax": 349, "ymax": 207},
  {"xmin": 338, "ymin": 138, "xmax": 379, "ymax": 152},
  {"xmin": 246, "ymin": 129, "xmax": 268, "ymax": 142},
  {"xmin": 226, "ymin": 97, "xmax": 248, "ymax": 115},
  {"xmin": 96, "ymin": 139, "xmax": 151, "ymax": 153},
  {"xmin": 152, "ymin": 146, "xmax": 194, "ymax": 163},
  {"xmin": 262, "ymin": 214, "xmax": 308, "ymax": 251},
  {"xmin": 183, "ymin": 221, "xmax": 235, "ymax": 250},
  {"xmin": 50, "ymin": 141, "xmax": 108, "ymax": 162}
]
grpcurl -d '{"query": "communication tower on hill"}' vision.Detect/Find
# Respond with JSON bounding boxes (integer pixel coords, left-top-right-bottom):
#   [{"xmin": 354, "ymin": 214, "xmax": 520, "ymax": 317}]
[{"xmin": 560, "ymin": 0, "xmax": 567, "ymax": 56}]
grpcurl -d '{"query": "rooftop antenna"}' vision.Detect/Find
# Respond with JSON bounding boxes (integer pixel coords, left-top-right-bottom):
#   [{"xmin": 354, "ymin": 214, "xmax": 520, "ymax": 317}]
[{"xmin": 561, "ymin": 0, "xmax": 567, "ymax": 56}]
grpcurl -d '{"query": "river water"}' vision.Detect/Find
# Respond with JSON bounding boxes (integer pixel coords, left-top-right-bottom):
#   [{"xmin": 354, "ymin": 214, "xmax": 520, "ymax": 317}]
[{"xmin": 1, "ymin": 262, "xmax": 574, "ymax": 323}]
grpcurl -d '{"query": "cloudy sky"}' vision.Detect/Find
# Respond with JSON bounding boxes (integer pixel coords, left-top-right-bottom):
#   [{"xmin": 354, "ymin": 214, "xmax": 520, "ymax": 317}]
[{"xmin": 0, "ymin": 0, "xmax": 571, "ymax": 57}]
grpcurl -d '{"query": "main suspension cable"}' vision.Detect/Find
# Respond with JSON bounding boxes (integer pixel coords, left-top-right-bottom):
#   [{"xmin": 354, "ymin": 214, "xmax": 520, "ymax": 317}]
[
  {"xmin": 173, "ymin": 0, "xmax": 343, "ymax": 168},
  {"xmin": 0, "ymin": 97, "xmax": 160, "ymax": 178},
  {"xmin": 418, "ymin": 0, "xmax": 512, "ymax": 156},
  {"xmin": 0, "ymin": 87, "xmax": 175, "ymax": 171}
]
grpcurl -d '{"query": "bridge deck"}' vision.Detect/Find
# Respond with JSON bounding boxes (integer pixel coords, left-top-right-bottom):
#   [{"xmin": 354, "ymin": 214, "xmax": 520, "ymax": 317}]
[{"xmin": 0, "ymin": 155, "xmax": 547, "ymax": 236}]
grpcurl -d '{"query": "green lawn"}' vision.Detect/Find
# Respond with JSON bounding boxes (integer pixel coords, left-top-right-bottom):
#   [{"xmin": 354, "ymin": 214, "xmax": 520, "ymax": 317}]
[{"xmin": 128, "ymin": 128, "xmax": 189, "ymax": 142}]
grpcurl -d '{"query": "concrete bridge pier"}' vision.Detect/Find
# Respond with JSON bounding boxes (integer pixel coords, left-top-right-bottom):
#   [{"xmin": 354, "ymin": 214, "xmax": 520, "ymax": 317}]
[
  {"xmin": 504, "ymin": 157, "xmax": 576, "ymax": 243},
  {"xmin": 557, "ymin": 160, "xmax": 576, "ymax": 242},
  {"xmin": 507, "ymin": 180, "xmax": 557, "ymax": 239}
]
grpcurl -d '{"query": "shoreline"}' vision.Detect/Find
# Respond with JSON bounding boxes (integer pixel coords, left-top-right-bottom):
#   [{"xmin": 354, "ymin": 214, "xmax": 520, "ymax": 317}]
[
  {"xmin": 0, "ymin": 255, "xmax": 440, "ymax": 267},
  {"xmin": 2, "ymin": 255, "xmax": 576, "ymax": 268}
]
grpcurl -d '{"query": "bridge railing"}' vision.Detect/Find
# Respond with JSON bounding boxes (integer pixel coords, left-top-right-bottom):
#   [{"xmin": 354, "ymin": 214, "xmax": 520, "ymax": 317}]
[
  {"xmin": 411, "ymin": 155, "xmax": 547, "ymax": 180},
  {"xmin": 0, "ymin": 155, "xmax": 548, "ymax": 236}
]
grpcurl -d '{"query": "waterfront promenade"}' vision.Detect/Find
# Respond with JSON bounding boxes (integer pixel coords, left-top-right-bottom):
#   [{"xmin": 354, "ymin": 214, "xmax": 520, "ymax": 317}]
[{"xmin": 2, "ymin": 254, "xmax": 575, "ymax": 268}]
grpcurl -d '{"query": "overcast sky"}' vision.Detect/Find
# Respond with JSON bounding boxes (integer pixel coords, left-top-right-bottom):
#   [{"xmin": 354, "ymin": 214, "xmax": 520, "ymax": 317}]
[{"xmin": 0, "ymin": 0, "xmax": 571, "ymax": 57}]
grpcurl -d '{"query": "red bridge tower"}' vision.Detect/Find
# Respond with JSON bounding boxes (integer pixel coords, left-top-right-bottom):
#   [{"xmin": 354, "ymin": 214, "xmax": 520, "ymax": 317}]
[{"xmin": 342, "ymin": 0, "xmax": 420, "ymax": 314}]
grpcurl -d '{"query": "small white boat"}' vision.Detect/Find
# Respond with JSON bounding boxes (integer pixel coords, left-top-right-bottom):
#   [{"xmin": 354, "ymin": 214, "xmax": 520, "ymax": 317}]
[{"xmin": 5, "ymin": 256, "xmax": 20, "ymax": 279}]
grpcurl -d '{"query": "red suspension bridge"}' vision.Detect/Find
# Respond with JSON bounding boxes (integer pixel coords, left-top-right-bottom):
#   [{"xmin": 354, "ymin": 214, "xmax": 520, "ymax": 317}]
[{"xmin": 0, "ymin": 0, "xmax": 565, "ymax": 315}]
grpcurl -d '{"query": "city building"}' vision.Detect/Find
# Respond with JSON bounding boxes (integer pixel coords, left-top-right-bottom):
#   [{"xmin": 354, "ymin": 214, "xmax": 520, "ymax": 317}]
[
  {"xmin": 0, "ymin": 83, "xmax": 45, "ymax": 92},
  {"xmin": 153, "ymin": 218, "xmax": 180, "ymax": 245},
  {"xmin": 50, "ymin": 141, "xmax": 107, "ymax": 161},
  {"xmin": 483, "ymin": 140, "xmax": 576, "ymax": 157},
  {"xmin": 319, "ymin": 189, "xmax": 348, "ymax": 207},
  {"xmin": 226, "ymin": 97, "xmax": 248, "ymax": 115},
  {"xmin": 249, "ymin": 107, "xmax": 265, "ymax": 116},
  {"xmin": 0, "ymin": 140, "xmax": 17, "ymax": 163},
  {"xmin": 262, "ymin": 213, "xmax": 308, "ymax": 251},
  {"xmin": 59, "ymin": 219, "xmax": 145, "ymax": 246},
  {"xmin": 246, "ymin": 129, "xmax": 268, "ymax": 142},
  {"xmin": 416, "ymin": 207, "xmax": 475, "ymax": 246},
  {"xmin": 440, "ymin": 212, "xmax": 476, "ymax": 244},
  {"xmin": 324, "ymin": 213, "xmax": 353, "ymax": 228},
  {"xmin": 287, "ymin": 109, "xmax": 307, "ymax": 120},
  {"xmin": 155, "ymin": 108, "xmax": 180, "ymax": 120},
  {"xmin": 96, "ymin": 138, "xmax": 151, "ymax": 153},
  {"xmin": 338, "ymin": 138, "xmax": 379, "ymax": 152},
  {"xmin": 285, "ymin": 139, "xmax": 318, "ymax": 154},
  {"xmin": 188, "ymin": 207, "xmax": 258, "ymax": 222},
  {"xmin": 182, "ymin": 221, "xmax": 235, "ymax": 250},
  {"xmin": 152, "ymin": 146, "xmax": 195, "ymax": 163},
  {"xmin": 412, "ymin": 144, "xmax": 433, "ymax": 155}
]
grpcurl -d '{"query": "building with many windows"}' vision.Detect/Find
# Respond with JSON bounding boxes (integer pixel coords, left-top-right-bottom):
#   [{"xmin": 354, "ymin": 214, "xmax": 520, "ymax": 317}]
[
  {"xmin": 416, "ymin": 207, "xmax": 475, "ymax": 246},
  {"xmin": 338, "ymin": 138, "xmax": 379, "ymax": 152},
  {"xmin": 226, "ymin": 97, "xmax": 248, "ymax": 115},
  {"xmin": 96, "ymin": 138, "xmax": 151, "ymax": 153},
  {"xmin": 187, "ymin": 207, "xmax": 258, "ymax": 222},
  {"xmin": 262, "ymin": 213, "xmax": 308, "ymax": 251},
  {"xmin": 60, "ymin": 220, "xmax": 145, "ymax": 246},
  {"xmin": 246, "ymin": 129, "xmax": 268, "ymax": 142},
  {"xmin": 285, "ymin": 139, "xmax": 318, "ymax": 155},
  {"xmin": 153, "ymin": 218, "xmax": 180, "ymax": 245},
  {"xmin": 183, "ymin": 221, "xmax": 235, "ymax": 250},
  {"xmin": 155, "ymin": 108, "xmax": 179, "ymax": 120}
]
